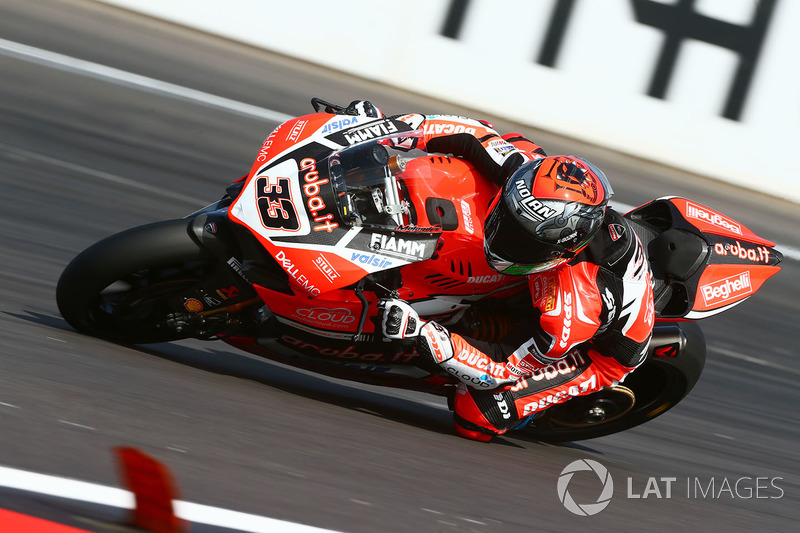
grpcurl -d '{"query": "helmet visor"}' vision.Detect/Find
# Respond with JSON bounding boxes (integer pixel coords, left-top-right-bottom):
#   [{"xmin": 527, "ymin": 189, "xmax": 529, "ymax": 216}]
[
  {"xmin": 484, "ymin": 195, "xmax": 600, "ymax": 275},
  {"xmin": 484, "ymin": 246, "xmax": 570, "ymax": 275},
  {"xmin": 484, "ymin": 199, "xmax": 566, "ymax": 274}
]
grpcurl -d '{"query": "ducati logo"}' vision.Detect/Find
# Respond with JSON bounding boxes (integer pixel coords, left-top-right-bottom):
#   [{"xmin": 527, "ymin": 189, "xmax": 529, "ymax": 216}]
[{"xmin": 608, "ymin": 223, "xmax": 625, "ymax": 241}]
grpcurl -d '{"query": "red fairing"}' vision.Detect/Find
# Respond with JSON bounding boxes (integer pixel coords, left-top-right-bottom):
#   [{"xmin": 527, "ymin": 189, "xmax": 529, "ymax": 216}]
[
  {"xmin": 693, "ymin": 264, "xmax": 780, "ymax": 313},
  {"xmin": 254, "ymin": 284, "xmax": 378, "ymax": 335},
  {"xmin": 228, "ymin": 116, "xmax": 531, "ymax": 335},
  {"xmin": 668, "ymin": 198, "xmax": 775, "ymax": 246},
  {"xmin": 258, "ymin": 241, "xmax": 372, "ymax": 297},
  {"xmin": 247, "ymin": 115, "xmax": 331, "ymax": 178},
  {"xmin": 627, "ymin": 196, "xmax": 781, "ymax": 321},
  {"xmin": 397, "ymin": 156, "xmax": 526, "ymax": 303},
  {"xmin": 229, "ymin": 114, "xmax": 386, "ymax": 296},
  {"xmin": 665, "ymin": 198, "xmax": 781, "ymax": 318}
]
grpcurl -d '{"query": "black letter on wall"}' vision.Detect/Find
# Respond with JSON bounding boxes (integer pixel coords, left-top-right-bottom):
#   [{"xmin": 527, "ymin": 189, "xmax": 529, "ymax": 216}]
[
  {"xmin": 632, "ymin": 0, "xmax": 777, "ymax": 121},
  {"xmin": 441, "ymin": 0, "xmax": 471, "ymax": 39},
  {"xmin": 537, "ymin": 0, "xmax": 577, "ymax": 67}
]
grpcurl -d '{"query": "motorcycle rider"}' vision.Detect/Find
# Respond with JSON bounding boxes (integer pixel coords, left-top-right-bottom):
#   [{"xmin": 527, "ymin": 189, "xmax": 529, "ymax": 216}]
[{"xmin": 344, "ymin": 101, "xmax": 655, "ymax": 441}]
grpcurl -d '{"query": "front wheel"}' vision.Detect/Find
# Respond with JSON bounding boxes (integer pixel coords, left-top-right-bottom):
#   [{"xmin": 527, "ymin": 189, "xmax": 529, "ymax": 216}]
[{"xmin": 56, "ymin": 219, "xmax": 219, "ymax": 344}]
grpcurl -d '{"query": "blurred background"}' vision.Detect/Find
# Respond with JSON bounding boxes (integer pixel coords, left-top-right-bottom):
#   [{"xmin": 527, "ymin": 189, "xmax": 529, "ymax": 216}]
[
  {"xmin": 0, "ymin": 1, "xmax": 798, "ymax": 532},
  {"xmin": 99, "ymin": 0, "xmax": 800, "ymax": 203}
]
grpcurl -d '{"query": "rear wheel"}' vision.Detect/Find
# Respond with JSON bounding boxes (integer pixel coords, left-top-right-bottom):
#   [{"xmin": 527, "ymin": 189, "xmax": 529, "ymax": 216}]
[
  {"xmin": 547, "ymin": 385, "xmax": 636, "ymax": 427},
  {"xmin": 57, "ymin": 219, "xmax": 219, "ymax": 344},
  {"xmin": 518, "ymin": 322, "xmax": 706, "ymax": 442}
]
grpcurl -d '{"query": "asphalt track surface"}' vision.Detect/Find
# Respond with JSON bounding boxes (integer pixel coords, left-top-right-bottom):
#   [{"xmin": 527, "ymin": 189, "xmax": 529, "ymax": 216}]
[{"xmin": 1, "ymin": 1, "xmax": 798, "ymax": 532}]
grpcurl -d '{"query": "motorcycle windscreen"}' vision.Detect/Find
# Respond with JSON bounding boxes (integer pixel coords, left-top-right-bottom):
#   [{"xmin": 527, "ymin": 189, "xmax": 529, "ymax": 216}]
[{"xmin": 328, "ymin": 130, "xmax": 425, "ymax": 227}]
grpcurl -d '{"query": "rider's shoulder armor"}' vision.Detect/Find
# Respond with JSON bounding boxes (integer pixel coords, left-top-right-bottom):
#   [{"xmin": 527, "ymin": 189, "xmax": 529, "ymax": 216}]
[
  {"xmin": 577, "ymin": 209, "xmax": 654, "ymax": 367},
  {"xmin": 580, "ymin": 209, "xmax": 637, "ymax": 275}
]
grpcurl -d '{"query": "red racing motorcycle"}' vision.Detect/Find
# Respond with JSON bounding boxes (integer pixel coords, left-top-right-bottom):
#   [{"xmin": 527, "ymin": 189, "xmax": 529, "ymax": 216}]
[{"xmin": 56, "ymin": 99, "xmax": 782, "ymax": 441}]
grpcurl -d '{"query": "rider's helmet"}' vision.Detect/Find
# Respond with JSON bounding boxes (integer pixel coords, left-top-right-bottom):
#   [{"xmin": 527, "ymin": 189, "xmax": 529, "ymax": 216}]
[{"xmin": 484, "ymin": 155, "xmax": 613, "ymax": 275}]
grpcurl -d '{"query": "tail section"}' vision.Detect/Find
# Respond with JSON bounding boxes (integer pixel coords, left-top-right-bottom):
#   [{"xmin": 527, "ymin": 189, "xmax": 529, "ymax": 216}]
[{"xmin": 625, "ymin": 197, "xmax": 782, "ymax": 320}]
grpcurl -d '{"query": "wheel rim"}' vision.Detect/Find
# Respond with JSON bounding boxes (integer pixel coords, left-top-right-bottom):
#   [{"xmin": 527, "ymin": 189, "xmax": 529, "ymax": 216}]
[
  {"xmin": 549, "ymin": 386, "xmax": 636, "ymax": 427},
  {"xmin": 88, "ymin": 261, "xmax": 210, "ymax": 340}
]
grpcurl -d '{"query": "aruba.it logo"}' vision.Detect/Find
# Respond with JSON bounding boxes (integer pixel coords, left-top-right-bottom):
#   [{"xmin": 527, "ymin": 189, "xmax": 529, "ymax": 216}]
[{"xmin": 557, "ymin": 459, "xmax": 614, "ymax": 516}]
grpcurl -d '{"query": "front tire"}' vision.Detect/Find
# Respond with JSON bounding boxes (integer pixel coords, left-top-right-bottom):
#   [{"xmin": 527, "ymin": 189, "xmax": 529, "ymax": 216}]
[{"xmin": 56, "ymin": 219, "xmax": 214, "ymax": 344}]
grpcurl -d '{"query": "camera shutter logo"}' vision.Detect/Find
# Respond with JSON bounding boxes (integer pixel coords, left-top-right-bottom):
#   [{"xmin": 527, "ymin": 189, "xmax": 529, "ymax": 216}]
[{"xmin": 557, "ymin": 459, "xmax": 614, "ymax": 516}]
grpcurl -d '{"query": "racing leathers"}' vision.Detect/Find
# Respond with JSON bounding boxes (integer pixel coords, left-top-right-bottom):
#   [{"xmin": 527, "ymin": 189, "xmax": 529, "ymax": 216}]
[
  {"xmin": 375, "ymin": 111, "xmax": 655, "ymax": 441},
  {"xmin": 384, "ymin": 213, "xmax": 654, "ymax": 441}
]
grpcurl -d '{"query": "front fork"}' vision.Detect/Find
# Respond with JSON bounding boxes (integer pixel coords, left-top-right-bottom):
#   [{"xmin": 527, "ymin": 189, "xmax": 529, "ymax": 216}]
[{"xmin": 161, "ymin": 210, "xmax": 263, "ymax": 337}]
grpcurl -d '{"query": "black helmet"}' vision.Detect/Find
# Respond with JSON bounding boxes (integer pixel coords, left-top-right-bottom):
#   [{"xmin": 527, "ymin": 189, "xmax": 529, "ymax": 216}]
[{"xmin": 484, "ymin": 155, "xmax": 613, "ymax": 275}]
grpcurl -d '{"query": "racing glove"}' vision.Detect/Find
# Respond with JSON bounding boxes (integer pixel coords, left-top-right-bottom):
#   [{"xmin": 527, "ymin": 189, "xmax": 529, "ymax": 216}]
[
  {"xmin": 377, "ymin": 298, "xmax": 424, "ymax": 339},
  {"xmin": 378, "ymin": 298, "xmax": 457, "ymax": 365},
  {"xmin": 377, "ymin": 299, "xmax": 509, "ymax": 390},
  {"xmin": 344, "ymin": 100, "xmax": 384, "ymax": 118}
]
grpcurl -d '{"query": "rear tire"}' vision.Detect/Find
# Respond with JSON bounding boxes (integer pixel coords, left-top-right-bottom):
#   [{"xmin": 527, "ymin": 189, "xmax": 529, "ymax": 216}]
[
  {"xmin": 518, "ymin": 322, "xmax": 706, "ymax": 442},
  {"xmin": 56, "ymin": 219, "xmax": 213, "ymax": 344}
]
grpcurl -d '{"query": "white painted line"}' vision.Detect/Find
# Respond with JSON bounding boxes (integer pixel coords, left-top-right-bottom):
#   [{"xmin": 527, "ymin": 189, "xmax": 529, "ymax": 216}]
[
  {"xmin": 58, "ymin": 420, "xmax": 96, "ymax": 431},
  {"xmin": 0, "ymin": 38, "xmax": 293, "ymax": 123},
  {"xmin": 173, "ymin": 501, "xmax": 341, "ymax": 533},
  {"xmin": 0, "ymin": 465, "xmax": 133, "ymax": 508},
  {"xmin": 0, "ymin": 465, "xmax": 341, "ymax": 533},
  {"xmin": 708, "ymin": 346, "xmax": 800, "ymax": 376},
  {"xmin": 166, "ymin": 445, "xmax": 188, "ymax": 453},
  {"xmin": 458, "ymin": 517, "xmax": 487, "ymax": 525}
]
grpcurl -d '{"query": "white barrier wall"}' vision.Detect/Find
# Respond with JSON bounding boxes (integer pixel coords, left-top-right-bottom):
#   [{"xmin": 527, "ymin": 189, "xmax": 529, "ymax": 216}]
[{"xmin": 99, "ymin": 0, "xmax": 800, "ymax": 203}]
